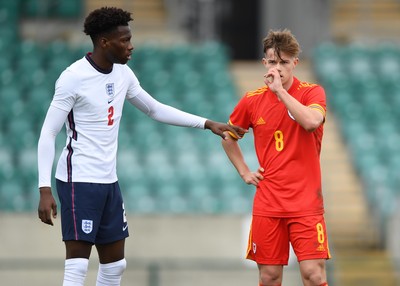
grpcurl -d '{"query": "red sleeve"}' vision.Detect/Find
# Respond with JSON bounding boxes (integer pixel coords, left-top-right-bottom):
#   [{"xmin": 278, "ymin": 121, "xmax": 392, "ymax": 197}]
[
  {"xmin": 228, "ymin": 95, "xmax": 252, "ymax": 139},
  {"xmin": 304, "ymin": 85, "xmax": 327, "ymax": 117}
]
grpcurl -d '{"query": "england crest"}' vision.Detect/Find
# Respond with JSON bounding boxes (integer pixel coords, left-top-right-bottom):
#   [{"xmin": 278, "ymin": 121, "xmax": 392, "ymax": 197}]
[
  {"xmin": 106, "ymin": 83, "xmax": 115, "ymax": 103},
  {"xmin": 106, "ymin": 83, "xmax": 115, "ymax": 96},
  {"xmin": 82, "ymin": 220, "xmax": 93, "ymax": 234}
]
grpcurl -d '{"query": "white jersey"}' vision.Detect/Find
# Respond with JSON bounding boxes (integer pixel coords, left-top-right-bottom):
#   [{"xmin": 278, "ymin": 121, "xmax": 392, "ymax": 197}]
[
  {"xmin": 38, "ymin": 54, "xmax": 207, "ymax": 187},
  {"xmin": 52, "ymin": 55, "xmax": 141, "ymax": 183}
]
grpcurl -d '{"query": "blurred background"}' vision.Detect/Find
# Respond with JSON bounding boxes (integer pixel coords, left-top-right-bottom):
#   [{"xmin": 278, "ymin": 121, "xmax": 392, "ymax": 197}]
[{"xmin": 1, "ymin": 0, "xmax": 400, "ymax": 285}]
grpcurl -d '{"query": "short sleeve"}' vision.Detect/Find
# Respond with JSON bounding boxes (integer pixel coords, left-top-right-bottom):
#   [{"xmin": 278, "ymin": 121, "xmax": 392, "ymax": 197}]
[
  {"xmin": 227, "ymin": 95, "xmax": 251, "ymax": 139},
  {"xmin": 305, "ymin": 85, "xmax": 327, "ymax": 117},
  {"xmin": 50, "ymin": 69, "xmax": 79, "ymax": 112},
  {"xmin": 124, "ymin": 66, "xmax": 143, "ymax": 99},
  {"xmin": 229, "ymin": 95, "xmax": 252, "ymax": 129}
]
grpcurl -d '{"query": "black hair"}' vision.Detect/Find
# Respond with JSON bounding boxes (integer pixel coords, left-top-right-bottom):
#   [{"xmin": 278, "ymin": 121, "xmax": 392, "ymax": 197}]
[{"xmin": 83, "ymin": 7, "xmax": 133, "ymax": 40}]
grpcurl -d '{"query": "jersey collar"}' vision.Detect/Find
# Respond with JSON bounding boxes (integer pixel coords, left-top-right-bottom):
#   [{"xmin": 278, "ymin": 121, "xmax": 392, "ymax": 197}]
[{"xmin": 85, "ymin": 53, "xmax": 113, "ymax": 74}]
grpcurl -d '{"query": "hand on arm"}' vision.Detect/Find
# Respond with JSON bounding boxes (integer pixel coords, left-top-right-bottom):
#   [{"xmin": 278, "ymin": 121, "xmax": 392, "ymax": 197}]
[
  {"xmin": 205, "ymin": 120, "xmax": 248, "ymax": 140},
  {"xmin": 221, "ymin": 132, "xmax": 264, "ymax": 186}
]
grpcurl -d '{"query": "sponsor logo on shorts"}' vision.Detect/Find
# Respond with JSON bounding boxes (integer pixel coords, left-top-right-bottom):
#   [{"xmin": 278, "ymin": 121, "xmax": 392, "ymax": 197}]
[
  {"xmin": 317, "ymin": 244, "xmax": 326, "ymax": 251},
  {"xmin": 252, "ymin": 242, "xmax": 257, "ymax": 254},
  {"xmin": 123, "ymin": 224, "xmax": 128, "ymax": 231},
  {"xmin": 82, "ymin": 220, "xmax": 93, "ymax": 234}
]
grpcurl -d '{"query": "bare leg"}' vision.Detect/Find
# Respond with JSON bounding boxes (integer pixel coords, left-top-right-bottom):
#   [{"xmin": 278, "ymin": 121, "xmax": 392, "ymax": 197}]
[
  {"xmin": 65, "ymin": 240, "xmax": 93, "ymax": 259},
  {"xmin": 299, "ymin": 259, "xmax": 327, "ymax": 286},
  {"xmin": 258, "ymin": 264, "xmax": 284, "ymax": 286},
  {"xmin": 95, "ymin": 238, "xmax": 125, "ymax": 264}
]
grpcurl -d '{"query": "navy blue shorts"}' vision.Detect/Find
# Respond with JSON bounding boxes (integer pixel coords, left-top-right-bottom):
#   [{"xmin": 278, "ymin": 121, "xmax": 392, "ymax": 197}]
[{"xmin": 56, "ymin": 180, "xmax": 129, "ymax": 244}]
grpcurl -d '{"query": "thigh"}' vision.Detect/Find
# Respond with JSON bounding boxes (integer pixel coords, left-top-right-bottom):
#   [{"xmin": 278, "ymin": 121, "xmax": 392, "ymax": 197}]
[
  {"xmin": 288, "ymin": 215, "xmax": 331, "ymax": 262},
  {"xmin": 246, "ymin": 216, "xmax": 290, "ymax": 265},
  {"xmin": 96, "ymin": 239, "xmax": 125, "ymax": 264}
]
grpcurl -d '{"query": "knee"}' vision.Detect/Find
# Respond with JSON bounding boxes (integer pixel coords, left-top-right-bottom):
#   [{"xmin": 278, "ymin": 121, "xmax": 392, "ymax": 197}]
[
  {"xmin": 64, "ymin": 258, "xmax": 89, "ymax": 284},
  {"xmin": 300, "ymin": 260, "xmax": 326, "ymax": 285},
  {"xmin": 117, "ymin": 258, "xmax": 127, "ymax": 275},
  {"xmin": 259, "ymin": 265, "xmax": 282, "ymax": 285},
  {"xmin": 97, "ymin": 258, "xmax": 127, "ymax": 286},
  {"xmin": 111, "ymin": 258, "xmax": 127, "ymax": 275},
  {"xmin": 100, "ymin": 258, "xmax": 127, "ymax": 276}
]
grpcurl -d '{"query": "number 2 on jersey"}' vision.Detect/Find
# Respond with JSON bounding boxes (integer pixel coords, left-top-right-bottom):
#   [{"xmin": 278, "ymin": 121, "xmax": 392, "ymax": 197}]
[
  {"xmin": 108, "ymin": 106, "xmax": 114, "ymax": 126},
  {"xmin": 274, "ymin": 130, "xmax": 284, "ymax": 151}
]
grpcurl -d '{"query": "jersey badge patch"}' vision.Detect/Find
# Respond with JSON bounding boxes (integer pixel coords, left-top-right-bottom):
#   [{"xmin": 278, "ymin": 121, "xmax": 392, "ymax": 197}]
[
  {"xmin": 82, "ymin": 220, "xmax": 93, "ymax": 234},
  {"xmin": 106, "ymin": 83, "xmax": 115, "ymax": 104},
  {"xmin": 252, "ymin": 242, "xmax": 257, "ymax": 254}
]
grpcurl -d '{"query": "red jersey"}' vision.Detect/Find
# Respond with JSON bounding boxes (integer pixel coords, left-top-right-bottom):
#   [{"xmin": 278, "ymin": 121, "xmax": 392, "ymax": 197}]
[{"xmin": 229, "ymin": 77, "xmax": 326, "ymax": 217}]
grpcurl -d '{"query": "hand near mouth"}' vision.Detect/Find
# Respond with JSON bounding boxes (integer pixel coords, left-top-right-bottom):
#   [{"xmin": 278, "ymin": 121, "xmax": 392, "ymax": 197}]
[{"xmin": 264, "ymin": 68, "xmax": 284, "ymax": 97}]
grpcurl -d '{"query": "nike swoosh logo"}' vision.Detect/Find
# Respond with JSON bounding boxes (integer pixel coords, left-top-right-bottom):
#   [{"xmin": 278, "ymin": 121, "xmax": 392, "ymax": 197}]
[
  {"xmin": 108, "ymin": 99, "xmax": 114, "ymax": 104},
  {"xmin": 123, "ymin": 224, "xmax": 128, "ymax": 231}
]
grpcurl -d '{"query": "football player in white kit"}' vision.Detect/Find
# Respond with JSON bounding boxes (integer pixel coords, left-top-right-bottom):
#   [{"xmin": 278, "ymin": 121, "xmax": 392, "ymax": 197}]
[{"xmin": 37, "ymin": 7, "xmax": 246, "ymax": 286}]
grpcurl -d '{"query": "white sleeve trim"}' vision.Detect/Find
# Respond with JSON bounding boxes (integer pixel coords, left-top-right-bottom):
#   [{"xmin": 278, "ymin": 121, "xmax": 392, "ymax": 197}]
[
  {"xmin": 128, "ymin": 89, "xmax": 207, "ymax": 129},
  {"xmin": 37, "ymin": 106, "xmax": 69, "ymax": 188}
]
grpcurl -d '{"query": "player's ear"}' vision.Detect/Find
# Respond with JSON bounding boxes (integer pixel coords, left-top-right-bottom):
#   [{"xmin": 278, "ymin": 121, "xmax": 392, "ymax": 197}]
[
  {"xmin": 293, "ymin": 57, "xmax": 299, "ymax": 66},
  {"xmin": 99, "ymin": 37, "xmax": 109, "ymax": 48},
  {"xmin": 261, "ymin": 57, "xmax": 267, "ymax": 67}
]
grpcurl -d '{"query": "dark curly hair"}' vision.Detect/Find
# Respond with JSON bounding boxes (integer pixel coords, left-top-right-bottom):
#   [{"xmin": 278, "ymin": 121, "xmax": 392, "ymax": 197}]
[{"xmin": 83, "ymin": 7, "xmax": 133, "ymax": 40}]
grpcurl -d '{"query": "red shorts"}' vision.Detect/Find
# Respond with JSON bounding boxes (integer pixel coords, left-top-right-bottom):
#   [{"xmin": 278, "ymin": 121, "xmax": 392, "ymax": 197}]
[{"xmin": 246, "ymin": 215, "xmax": 331, "ymax": 265}]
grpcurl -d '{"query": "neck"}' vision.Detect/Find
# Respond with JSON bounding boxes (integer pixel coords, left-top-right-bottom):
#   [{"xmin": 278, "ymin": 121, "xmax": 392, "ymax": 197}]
[
  {"xmin": 86, "ymin": 52, "xmax": 113, "ymax": 74},
  {"xmin": 90, "ymin": 50, "xmax": 113, "ymax": 71},
  {"xmin": 283, "ymin": 76, "xmax": 294, "ymax": 91}
]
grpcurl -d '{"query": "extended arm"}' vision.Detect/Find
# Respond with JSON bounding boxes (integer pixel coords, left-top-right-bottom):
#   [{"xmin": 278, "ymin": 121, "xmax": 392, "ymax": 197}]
[{"xmin": 128, "ymin": 89, "xmax": 247, "ymax": 139}]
